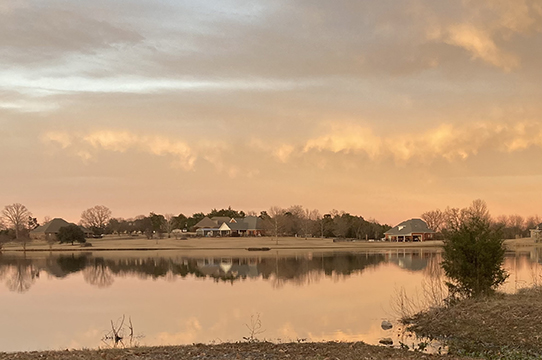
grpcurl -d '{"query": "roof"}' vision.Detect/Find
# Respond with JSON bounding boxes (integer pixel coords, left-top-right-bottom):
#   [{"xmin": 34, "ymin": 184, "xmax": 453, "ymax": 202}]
[
  {"xmin": 384, "ymin": 218, "xmax": 435, "ymax": 236},
  {"xmin": 211, "ymin": 217, "xmax": 235, "ymax": 224},
  {"xmin": 30, "ymin": 218, "xmax": 75, "ymax": 234},
  {"xmin": 237, "ymin": 216, "xmax": 263, "ymax": 230},
  {"xmin": 228, "ymin": 221, "xmax": 248, "ymax": 231},
  {"xmin": 194, "ymin": 216, "xmax": 264, "ymax": 231},
  {"xmin": 194, "ymin": 217, "xmax": 219, "ymax": 229}
]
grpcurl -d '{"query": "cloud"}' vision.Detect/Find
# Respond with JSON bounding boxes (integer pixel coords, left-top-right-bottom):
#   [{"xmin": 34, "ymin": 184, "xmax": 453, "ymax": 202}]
[
  {"xmin": 303, "ymin": 120, "xmax": 542, "ymax": 164},
  {"xmin": 274, "ymin": 144, "xmax": 295, "ymax": 163},
  {"xmin": 304, "ymin": 123, "xmax": 380, "ymax": 160},
  {"xmin": 42, "ymin": 131, "xmax": 72, "ymax": 149},
  {"xmin": 42, "ymin": 118, "xmax": 542, "ymax": 174},
  {"xmin": 444, "ymin": 23, "xmax": 519, "ymax": 71},
  {"xmin": 0, "ymin": 2, "xmax": 143, "ymax": 63},
  {"xmin": 43, "ymin": 130, "xmax": 196, "ymax": 170},
  {"xmin": 421, "ymin": 0, "xmax": 542, "ymax": 71}
]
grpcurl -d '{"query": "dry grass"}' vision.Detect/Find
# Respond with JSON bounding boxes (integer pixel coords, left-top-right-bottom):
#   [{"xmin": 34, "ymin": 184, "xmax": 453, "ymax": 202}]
[
  {"xmin": 0, "ymin": 342, "xmax": 475, "ymax": 360},
  {"xmin": 1, "ymin": 236, "xmax": 445, "ymax": 253},
  {"xmin": 404, "ymin": 287, "xmax": 542, "ymax": 358}
]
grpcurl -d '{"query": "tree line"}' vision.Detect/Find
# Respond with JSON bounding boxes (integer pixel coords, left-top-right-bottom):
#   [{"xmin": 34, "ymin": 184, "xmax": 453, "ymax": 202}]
[
  {"xmin": 421, "ymin": 199, "xmax": 541, "ymax": 239},
  {"xmin": 0, "ymin": 203, "xmax": 391, "ymax": 243},
  {"xmin": 2, "ymin": 199, "xmax": 540, "ymax": 245},
  {"xmin": 104, "ymin": 205, "xmax": 392, "ymax": 240}
]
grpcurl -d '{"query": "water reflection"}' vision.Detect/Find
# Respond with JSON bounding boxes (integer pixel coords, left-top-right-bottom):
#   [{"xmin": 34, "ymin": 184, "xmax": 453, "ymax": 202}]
[
  {"xmin": 1, "ymin": 249, "xmax": 541, "ymax": 352},
  {"xmin": 0, "ymin": 258, "xmax": 39, "ymax": 293},
  {"xmin": 0, "ymin": 250, "xmax": 437, "ymax": 292}
]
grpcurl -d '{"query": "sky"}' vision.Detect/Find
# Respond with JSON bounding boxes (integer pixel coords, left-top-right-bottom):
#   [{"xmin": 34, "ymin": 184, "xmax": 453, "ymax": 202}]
[{"xmin": 1, "ymin": 0, "xmax": 542, "ymax": 225}]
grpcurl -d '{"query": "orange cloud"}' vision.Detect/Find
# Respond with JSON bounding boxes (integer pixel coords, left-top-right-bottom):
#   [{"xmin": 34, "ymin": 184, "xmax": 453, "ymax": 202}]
[
  {"xmin": 445, "ymin": 23, "xmax": 519, "ymax": 71},
  {"xmin": 303, "ymin": 120, "xmax": 542, "ymax": 164},
  {"xmin": 42, "ymin": 131, "xmax": 72, "ymax": 149},
  {"xmin": 421, "ymin": 0, "xmax": 542, "ymax": 71},
  {"xmin": 304, "ymin": 123, "xmax": 380, "ymax": 159},
  {"xmin": 43, "ymin": 130, "xmax": 196, "ymax": 170}
]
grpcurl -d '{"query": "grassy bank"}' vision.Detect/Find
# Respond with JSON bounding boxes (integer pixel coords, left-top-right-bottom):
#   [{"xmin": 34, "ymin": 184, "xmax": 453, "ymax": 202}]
[
  {"xmin": 404, "ymin": 286, "xmax": 542, "ymax": 359},
  {"xmin": 2, "ymin": 236, "xmax": 538, "ymax": 254},
  {"xmin": 0, "ymin": 341, "xmax": 473, "ymax": 360},
  {"xmin": 1, "ymin": 235, "xmax": 445, "ymax": 253}
]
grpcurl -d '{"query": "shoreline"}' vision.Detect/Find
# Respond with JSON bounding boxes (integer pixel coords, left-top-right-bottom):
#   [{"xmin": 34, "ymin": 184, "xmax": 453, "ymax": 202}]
[
  {"xmin": 1, "ymin": 236, "xmax": 446, "ymax": 254},
  {"xmin": 0, "ymin": 236, "xmax": 538, "ymax": 255},
  {"xmin": 0, "ymin": 341, "xmax": 472, "ymax": 360}
]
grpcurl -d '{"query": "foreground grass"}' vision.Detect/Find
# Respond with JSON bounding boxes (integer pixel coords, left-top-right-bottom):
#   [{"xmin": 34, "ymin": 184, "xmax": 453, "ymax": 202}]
[
  {"xmin": 404, "ymin": 286, "xmax": 542, "ymax": 359},
  {"xmin": 0, "ymin": 342, "xmax": 474, "ymax": 360}
]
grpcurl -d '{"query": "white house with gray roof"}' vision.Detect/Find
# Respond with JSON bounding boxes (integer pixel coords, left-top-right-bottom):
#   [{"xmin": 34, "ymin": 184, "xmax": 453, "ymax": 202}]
[
  {"xmin": 384, "ymin": 218, "xmax": 435, "ymax": 242},
  {"xmin": 194, "ymin": 216, "xmax": 264, "ymax": 237}
]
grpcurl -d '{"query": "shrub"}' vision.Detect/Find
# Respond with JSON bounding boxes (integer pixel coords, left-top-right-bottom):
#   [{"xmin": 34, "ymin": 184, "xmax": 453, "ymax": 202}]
[
  {"xmin": 442, "ymin": 216, "xmax": 508, "ymax": 299},
  {"xmin": 57, "ymin": 224, "xmax": 87, "ymax": 245}
]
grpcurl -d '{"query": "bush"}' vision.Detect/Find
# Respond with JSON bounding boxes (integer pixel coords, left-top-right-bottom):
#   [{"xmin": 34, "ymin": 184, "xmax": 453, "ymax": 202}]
[
  {"xmin": 57, "ymin": 225, "xmax": 87, "ymax": 245},
  {"xmin": 442, "ymin": 216, "xmax": 508, "ymax": 299}
]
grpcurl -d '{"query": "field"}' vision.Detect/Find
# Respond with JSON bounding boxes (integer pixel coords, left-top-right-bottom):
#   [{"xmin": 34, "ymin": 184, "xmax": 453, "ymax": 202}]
[
  {"xmin": 1, "ymin": 235, "xmax": 539, "ymax": 256},
  {"xmin": 1, "ymin": 235, "xmax": 446, "ymax": 254}
]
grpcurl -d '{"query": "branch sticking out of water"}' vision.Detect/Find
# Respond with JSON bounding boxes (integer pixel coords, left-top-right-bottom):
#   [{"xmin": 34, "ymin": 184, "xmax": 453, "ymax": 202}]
[
  {"xmin": 243, "ymin": 313, "xmax": 265, "ymax": 343},
  {"xmin": 102, "ymin": 315, "xmax": 144, "ymax": 348}
]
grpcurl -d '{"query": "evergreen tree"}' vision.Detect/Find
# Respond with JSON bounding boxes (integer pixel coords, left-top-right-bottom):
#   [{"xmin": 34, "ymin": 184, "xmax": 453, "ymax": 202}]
[
  {"xmin": 442, "ymin": 215, "xmax": 508, "ymax": 299},
  {"xmin": 57, "ymin": 225, "xmax": 86, "ymax": 245}
]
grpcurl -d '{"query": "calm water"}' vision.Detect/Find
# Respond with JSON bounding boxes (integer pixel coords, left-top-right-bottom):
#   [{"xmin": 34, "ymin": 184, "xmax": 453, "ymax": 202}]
[{"xmin": 0, "ymin": 249, "xmax": 541, "ymax": 352}]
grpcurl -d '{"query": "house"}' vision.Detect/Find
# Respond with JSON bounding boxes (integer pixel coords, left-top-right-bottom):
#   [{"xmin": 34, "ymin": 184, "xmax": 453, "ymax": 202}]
[
  {"xmin": 30, "ymin": 218, "xmax": 91, "ymax": 240},
  {"xmin": 530, "ymin": 223, "xmax": 542, "ymax": 240},
  {"xmin": 193, "ymin": 217, "xmax": 219, "ymax": 235},
  {"xmin": 384, "ymin": 218, "xmax": 435, "ymax": 242},
  {"xmin": 194, "ymin": 216, "xmax": 264, "ymax": 237}
]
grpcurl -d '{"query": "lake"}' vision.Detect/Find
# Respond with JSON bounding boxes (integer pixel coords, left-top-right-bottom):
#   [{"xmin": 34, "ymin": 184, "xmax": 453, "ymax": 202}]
[{"xmin": 0, "ymin": 248, "xmax": 541, "ymax": 352}]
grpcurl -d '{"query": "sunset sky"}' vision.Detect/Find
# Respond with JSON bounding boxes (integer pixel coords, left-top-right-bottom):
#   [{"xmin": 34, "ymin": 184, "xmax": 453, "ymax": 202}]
[{"xmin": 2, "ymin": 0, "xmax": 542, "ymax": 225}]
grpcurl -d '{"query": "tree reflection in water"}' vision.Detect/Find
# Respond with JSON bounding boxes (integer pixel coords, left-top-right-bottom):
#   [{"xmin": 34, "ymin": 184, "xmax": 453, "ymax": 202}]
[
  {"xmin": 5, "ymin": 260, "xmax": 38, "ymax": 293},
  {"xmin": 0, "ymin": 250, "xmax": 441, "ymax": 292},
  {"xmin": 83, "ymin": 258, "xmax": 115, "ymax": 288}
]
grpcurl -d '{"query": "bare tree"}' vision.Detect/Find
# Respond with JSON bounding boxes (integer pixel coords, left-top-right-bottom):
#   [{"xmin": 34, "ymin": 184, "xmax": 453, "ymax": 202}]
[
  {"xmin": 465, "ymin": 199, "xmax": 491, "ymax": 222},
  {"xmin": 494, "ymin": 214, "xmax": 509, "ymax": 227},
  {"xmin": 2, "ymin": 203, "xmax": 32, "ymax": 240},
  {"xmin": 440, "ymin": 200, "xmax": 491, "ymax": 232},
  {"xmin": 443, "ymin": 206, "xmax": 463, "ymax": 230},
  {"xmin": 421, "ymin": 209, "xmax": 446, "ymax": 233},
  {"xmin": 80, "ymin": 205, "xmax": 112, "ymax": 234},
  {"xmin": 302, "ymin": 208, "xmax": 320, "ymax": 239},
  {"xmin": 526, "ymin": 215, "xmax": 541, "ymax": 232},
  {"xmin": 164, "ymin": 213, "xmax": 176, "ymax": 238},
  {"xmin": 267, "ymin": 206, "xmax": 286, "ymax": 245},
  {"xmin": 508, "ymin": 214, "xmax": 525, "ymax": 238}
]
